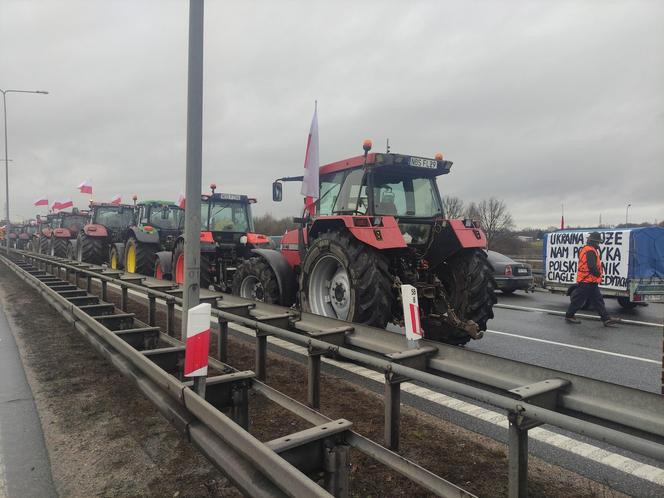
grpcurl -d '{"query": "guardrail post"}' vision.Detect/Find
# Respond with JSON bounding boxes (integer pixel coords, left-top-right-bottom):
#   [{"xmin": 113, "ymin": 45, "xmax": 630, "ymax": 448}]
[
  {"xmin": 384, "ymin": 372, "xmax": 401, "ymax": 451},
  {"xmin": 121, "ymin": 285, "xmax": 128, "ymax": 312},
  {"xmin": 101, "ymin": 280, "xmax": 108, "ymax": 301},
  {"xmin": 255, "ymin": 329, "xmax": 268, "ymax": 381},
  {"xmin": 232, "ymin": 383, "xmax": 250, "ymax": 430},
  {"xmin": 308, "ymin": 346, "xmax": 323, "ymax": 409},
  {"xmin": 324, "ymin": 443, "xmax": 350, "ymax": 498},
  {"xmin": 86, "ymin": 275, "xmax": 92, "ymax": 293},
  {"xmin": 508, "ymin": 412, "xmax": 529, "ymax": 498},
  {"xmin": 217, "ymin": 316, "xmax": 228, "ymax": 363},
  {"xmin": 166, "ymin": 297, "xmax": 175, "ymax": 336},
  {"xmin": 148, "ymin": 295, "xmax": 156, "ymax": 326}
]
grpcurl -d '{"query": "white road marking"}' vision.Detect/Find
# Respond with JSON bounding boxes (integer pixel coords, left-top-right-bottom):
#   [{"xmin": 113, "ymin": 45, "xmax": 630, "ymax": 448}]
[
  {"xmin": 494, "ymin": 303, "xmax": 663, "ymax": 328},
  {"xmin": 118, "ymin": 284, "xmax": 664, "ymax": 486},
  {"xmin": 0, "ymin": 425, "xmax": 6, "ymax": 498},
  {"xmin": 485, "ymin": 329, "xmax": 660, "ymax": 364}
]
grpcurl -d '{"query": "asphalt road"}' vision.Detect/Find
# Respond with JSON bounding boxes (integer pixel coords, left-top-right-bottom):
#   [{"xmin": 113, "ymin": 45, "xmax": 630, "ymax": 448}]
[{"xmin": 472, "ymin": 289, "xmax": 663, "ymax": 393}]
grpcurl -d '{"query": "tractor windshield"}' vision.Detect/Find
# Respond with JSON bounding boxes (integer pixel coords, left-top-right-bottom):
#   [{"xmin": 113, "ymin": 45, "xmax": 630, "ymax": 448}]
[
  {"xmin": 61, "ymin": 215, "xmax": 88, "ymax": 232},
  {"xmin": 371, "ymin": 173, "xmax": 442, "ymax": 218},
  {"xmin": 94, "ymin": 206, "xmax": 135, "ymax": 228},
  {"xmin": 149, "ymin": 207, "xmax": 183, "ymax": 230},
  {"xmin": 203, "ymin": 201, "xmax": 250, "ymax": 232}
]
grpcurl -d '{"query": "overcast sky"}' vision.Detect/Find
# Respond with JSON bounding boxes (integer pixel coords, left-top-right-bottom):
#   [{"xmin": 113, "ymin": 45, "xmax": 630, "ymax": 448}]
[{"xmin": 1, "ymin": 0, "xmax": 662, "ymax": 228}]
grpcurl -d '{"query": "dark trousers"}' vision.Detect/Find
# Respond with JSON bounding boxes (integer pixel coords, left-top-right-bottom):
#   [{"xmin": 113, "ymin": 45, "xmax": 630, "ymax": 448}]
[{"xmin": 566, "ymin": 282, "xmax": 609, "ymax": 321}]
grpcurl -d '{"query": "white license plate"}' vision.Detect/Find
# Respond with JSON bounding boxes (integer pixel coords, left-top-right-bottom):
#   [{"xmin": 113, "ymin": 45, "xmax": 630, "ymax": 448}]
[
  {"xmin": 409, "ymin": 157, "xmax": 438, "ymax": 169},
  {"xmin": 517, "ymin": 268, "xmax": 528, "ymax": 274},
  {"xmin": 644, "ymin": 294, "xmax": 664, "ymax": 302}
]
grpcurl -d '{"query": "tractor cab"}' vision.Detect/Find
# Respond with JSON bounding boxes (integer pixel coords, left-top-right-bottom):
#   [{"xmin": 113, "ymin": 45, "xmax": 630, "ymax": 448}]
[
  {"xmin": 135, "ymin": 200, "xmax": 184, "ymax": 254},
  {"xmin": 59, "ymin": 210, "xmax": 89, "ymax": 234},
  {"xmin": 201, "ymin": 188, "xmax": 257, "ymax": 243},
  {"xmin": 90, "ymin": 203, "xmax": 137, "ymax": 241}
]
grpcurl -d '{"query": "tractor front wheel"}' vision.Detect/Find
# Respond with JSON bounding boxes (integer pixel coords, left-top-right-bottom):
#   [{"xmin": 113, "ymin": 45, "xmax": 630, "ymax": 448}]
[
  {"xmin": 109, "ymin": 245, "xmax": 122, "ymax": 270},
  {"xmin": 232, "ymin": 257, "xmax": 281, "ymax": 304},
  {"xmin": 300, "ymin": 231, "xmax": 393, "ymax": 326},
  {"xmin": 172, "ymin": 241, "xmax": 211, "ymax": 289},
  {"xmin": 425, "ymin": 249, "xmax": 497, "ymax": 345},
  {"xmin": 77, "ymin": 234, "xmax": 105, "ymax": 265},
  {"xmin": 125, "ymin": 238, "xmax": 156, "ymax": 275},
  {"xmin": 38, "ymin": 236, "xmax": 49, "ymax": 254},
  {"xmin": 50, "ymin": 237, "xmax": 69, "ymax": 257}
]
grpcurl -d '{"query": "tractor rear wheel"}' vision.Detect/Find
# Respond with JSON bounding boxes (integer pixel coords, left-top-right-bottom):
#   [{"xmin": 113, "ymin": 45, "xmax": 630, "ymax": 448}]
[
  {"xmin": 38, "ymin": 236, "xmax": 49, "ymax": 254},
  {"xmin": 300, "ymin": 231, "xmax": 393, "ymax": 326},
  {"xmin": 173, "ymin": 241, "xmax": 211, "ymax": 289},
  {"xmin": 51, "ymin": 237, "xmax": 68, "ymax": 257},
  {"xmin": 77, "ymin": 234, "xmax": 105, "ymax": 265},
  {"xmin": 232, "ymin": 257, "xmax": 280, "ymax": 304},
  {"xmin": 125, "ymin": 238, "xmax": 155, "ymax": 275},
  {"xmin": 425, "ymin": 249, "xmax": 497, "ymax": 346}
]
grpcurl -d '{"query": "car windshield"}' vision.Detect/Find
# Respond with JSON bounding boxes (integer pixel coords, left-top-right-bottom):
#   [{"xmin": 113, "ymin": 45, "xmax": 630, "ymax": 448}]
[
  {"xmin": 95, "ymin": 206, "xmax": 134, "ymax": 228},
  {"xmin": 61, "ymin": 215, "xmax": 88, "ymax": 231},
  {"xmin": 203, "ymin": 201, "xmax": 250, "ymax": 232},
  {"xmin": 149, "ymin": 206, "xmax": 183, "ymax": 230}
]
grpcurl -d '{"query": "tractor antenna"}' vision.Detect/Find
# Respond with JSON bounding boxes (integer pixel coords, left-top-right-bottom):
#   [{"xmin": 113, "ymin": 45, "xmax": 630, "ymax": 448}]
[
  {"xmin": 386, "ymin": 138, "xmax": 390, "ymax": 153},
  {"xmin": 210, "ymin": 183, "xmax": 217, "ymax": 195}
]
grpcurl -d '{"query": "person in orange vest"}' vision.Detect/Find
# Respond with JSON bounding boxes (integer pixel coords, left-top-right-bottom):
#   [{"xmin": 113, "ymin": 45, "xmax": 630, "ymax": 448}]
[{"xmin": 565, "ymin": 232, "xmax": 620, "ymax": 326}]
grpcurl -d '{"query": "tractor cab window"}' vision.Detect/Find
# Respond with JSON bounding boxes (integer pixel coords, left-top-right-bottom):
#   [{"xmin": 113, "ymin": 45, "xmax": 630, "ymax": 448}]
[
  {"xmin": 61, "ymin": 215, "xmax": 88, "ymax": 232},
  {"xmin": 149, "ymin": 206, "xmax": 183, "ymax": 230},
  {"xmin": 207, "ymin": 201, "xmax": 250, "ymax": 232},
  {"xmin": 317, "ymin": 172, "xmax": 344, "ymax": 216},
  {"xmin": 94, "ymin": 207, "xmax": 135, "ymax": 228},
  {"xmin": 371, "ymin": 173, "xmax": 442, "ymax": 218},
  {"xmin": 332, "ymin": 169, "xmax": 368, "ymax": 215}
]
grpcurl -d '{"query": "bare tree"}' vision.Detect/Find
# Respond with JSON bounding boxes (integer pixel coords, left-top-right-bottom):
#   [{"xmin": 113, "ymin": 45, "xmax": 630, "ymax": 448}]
[
  {"xmin": 441, "ymin": 196, "xmax": 465, "ymax": 219},
  {"xmin": 466, "ymin": 198, "xmax": 514, "ymax": 248}
]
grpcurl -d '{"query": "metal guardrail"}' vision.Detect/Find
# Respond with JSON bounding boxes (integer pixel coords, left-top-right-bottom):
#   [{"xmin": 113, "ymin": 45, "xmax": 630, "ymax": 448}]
[
  {"xmin": 6, "ymin": 250, "xmax": 664, "ymax": 498},
  {"xmin": 2, "ymin": 251, "xmax": 473, "ymax": 498}
]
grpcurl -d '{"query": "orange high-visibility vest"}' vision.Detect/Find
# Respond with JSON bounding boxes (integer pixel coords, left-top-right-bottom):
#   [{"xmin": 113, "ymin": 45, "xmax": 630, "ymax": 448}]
[{"xmin": 577, "ymin": 245, "xmax": 602, "ymax": 284}]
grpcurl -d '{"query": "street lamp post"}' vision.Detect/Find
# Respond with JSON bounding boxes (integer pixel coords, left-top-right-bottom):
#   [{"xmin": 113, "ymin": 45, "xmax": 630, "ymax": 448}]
[
  {"xmin": 1, "ymin": 89, "xmax": 49, "ymax": 254},
  {"xmin": 625, "ymin": 203, "xmax": 632, "ymax": 226}
]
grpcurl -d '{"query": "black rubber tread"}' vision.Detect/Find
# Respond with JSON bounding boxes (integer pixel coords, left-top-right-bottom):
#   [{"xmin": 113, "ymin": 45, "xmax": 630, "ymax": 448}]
[
  {"xmin": 231, "ymin": 256, "xmax": 281, "ymax": 304},
  {"xmin": 617, "ymin": 296, "xmax": 637, "ymax": 309},
  {"xmin": 428, "ymin": 249, "xmax": 497, "ymax": 345},
  {"xmin": 38, "ymin": 236, "xmax": 49, "ymax": 254},
  {"xmin": 109, "ymin": 246, "xmax": 122, "ymax": 270},
  {"xmin": 299, "ymin": 230, "xmax": 393, "ymax": 327},
  {"xmin": 79, "ymin": 234, "xmax": 106, "ymax": 264},
  {"xmin": 50, "ymin": 237, "xmax": 69, "ymax": 257},
  {"xmin": 126, "ymin": 238, "xmax": 156, "ymax": 275}
]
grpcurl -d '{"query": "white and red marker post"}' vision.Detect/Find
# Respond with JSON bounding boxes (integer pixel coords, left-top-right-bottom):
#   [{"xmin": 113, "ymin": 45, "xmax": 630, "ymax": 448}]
[
  {"xmin": 401, "ymin": 285, "xmax": 423, "ymax": 349},
  {"xmin": 184, "ymin": 302, "xmax": 211, "ymax": 396}
]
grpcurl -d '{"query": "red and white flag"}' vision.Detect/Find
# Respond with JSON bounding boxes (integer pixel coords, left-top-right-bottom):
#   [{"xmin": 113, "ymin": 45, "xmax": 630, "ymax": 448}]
[
  {"xmin": 184, "ymin": 303, "xmax": 211, "ymax": 377},
  {"xmin": 300, "ymin": 102, "xmax": 319, "ymax": 216},
  {"xmin": 33, "ymin": 196, "xmax": 48, "ymax": 207},
  {"xmin": 110, "ymin": 194, "xmax": 121, "ymax": 205},
  {"xmin": 176, "ymin": 192, "xmax": 185, "ymax": 209},
  {"xmin": 77, "ymin": 179, "xmax": 93, "ymax": 194},
  {"xmin": 52, "ymin": 198, "xmax": 74, "ymax": 211}
]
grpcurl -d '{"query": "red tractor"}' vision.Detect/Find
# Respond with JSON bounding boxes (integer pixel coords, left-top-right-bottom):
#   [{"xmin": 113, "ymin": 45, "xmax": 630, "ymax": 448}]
[
  {"xmin": 232, "ymin": 141, "xmax": 497, "ymax": 345},
  {"xmin": 34, "ymin": 213, "xmax": 60, "ymax": 253},
  {"xmin": 154, "ymin": 186, "xmax": 271, "ymax": 290},
  {"xmin": 74, "ymin": 202, "xmax": 137, "ymax": 265},
  {"xmin": 44, "ymin": 210, "xmax": 89, "ymax": 257}
]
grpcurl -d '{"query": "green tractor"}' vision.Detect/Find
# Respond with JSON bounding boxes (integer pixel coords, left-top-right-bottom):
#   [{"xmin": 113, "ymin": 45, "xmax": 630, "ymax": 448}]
[{"xmin": 111, "ymin": 200, "xmax": 184, "ymax": 275}]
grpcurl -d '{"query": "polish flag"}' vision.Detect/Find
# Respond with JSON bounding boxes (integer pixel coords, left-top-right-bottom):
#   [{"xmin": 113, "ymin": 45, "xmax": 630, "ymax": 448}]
[
  {"xmin": 33, "ymin": 196, "xmax": 48, "ymax": 207},
  {"xmin": 52, "ymin": 199, "xmax": 74, "ymax": 211},
  {"xmin": 110, "ymin": 194, "xmax": 122, "ymax": 205},
  {"xmin": 300, "ymin": 102, "xmax": 319, "ymax": 216},
  {"xmin": 77, "ymin": 179, "xmax": 93, "ymax": 194},
  {"xmin": 177, "ymin": 192, "xmax": 185, "ymax": 209}
]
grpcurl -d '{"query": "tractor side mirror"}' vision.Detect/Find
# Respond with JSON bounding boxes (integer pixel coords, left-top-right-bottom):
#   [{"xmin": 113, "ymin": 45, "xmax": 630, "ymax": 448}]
[{"xmin": 272, "ymin": 181, "xmax": 283, "ymax": 202}]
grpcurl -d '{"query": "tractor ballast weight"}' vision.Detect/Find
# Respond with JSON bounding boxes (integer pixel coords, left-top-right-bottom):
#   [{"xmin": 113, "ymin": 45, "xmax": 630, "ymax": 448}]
[{"xmin": 233, "ymin": 144, "xmax": 497, "ymax": 346}]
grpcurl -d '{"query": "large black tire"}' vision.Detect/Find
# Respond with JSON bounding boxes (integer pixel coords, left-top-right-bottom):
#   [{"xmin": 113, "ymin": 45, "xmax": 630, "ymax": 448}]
[
  {"xmin": 299, "ymin": 231, "xmax": 393, "ymax": 327},
  {"xmin": 232, "ymin": 257, "xmax": 281, "ymax": 304},
  {"xmin": 38, "ymin": 236, "xmax": 49, "ymax": 254},
  {"xmin": 172, "ymin": 240, "xmax": 211, "ymax": 289},
  {"xmin": 617, "ymin": 296, "xmax": 638, "ymax": 309},
  {"xmin": 426, "ymin": 249, "xmax": 497, "ymax": 346},
  {"xmin": 124, "ymin": 237, "xmax": 156, "ymax": 275},
  {"xmin": 77, "ymin": 234, "xmax": 105, "ymax": 265},
  {"xmin": 50, "ymin": 237, "xmax": 69, "ymax": 257},
  {"xmin": 109, "ymin": 245, "xmax": 123, "ymax": 270}
]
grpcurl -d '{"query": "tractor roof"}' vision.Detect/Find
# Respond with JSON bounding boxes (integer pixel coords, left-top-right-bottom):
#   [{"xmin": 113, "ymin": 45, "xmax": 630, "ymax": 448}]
[
  {"xmin": 319, "ymin": 152, "xmax": 453, "ymax": 177},
  {"xmin": 202, "ymin": 192, "xmax": 253, "ymax": 203},
  {"xmin": 89, "ymin": 202, "xmax": 135, "ymax": 209},
  {"xmin": 141, "ymin": 200, "xmax": 179, "ymax": 207}
]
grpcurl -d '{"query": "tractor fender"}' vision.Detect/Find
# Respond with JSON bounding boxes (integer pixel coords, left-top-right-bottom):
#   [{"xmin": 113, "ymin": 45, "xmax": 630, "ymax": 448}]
[
  {"xmin": 112, "ymin": 242, "xmax": 125, "ymax": 264},
  {"xmin": 424, "ymin": 219, "xmax": 487, "ymax": 270},
  {"xmin": 155, "ymin": 251, "xmax": 173, "ymax": 276},
  {"xmin": 174, "ymin": 234, "xmax": 216, "ymax": 254},
  {"xmin": 250, "ymin": 248, "xmax": 297, "ymax": 306},
  {"xmin": 309, "ymin": 216, "xmax": 407, "ymax": 250},
  {"xmin": 447, "ymin": 219, "xmax": 486, "ymax": 249},
  {"xmin": 41, "ymin": 228, "xmax": 53, "ymax": 237},
  {"xmin": 53, "ymin": 228, "xmax": 72, "ymax": 239},
  {"xmin": 83, "ymin": 224, "xmax": 108, "ymax": 237},
  {"xmin": 129, "ymin": 226, "xmax": 160, "ymax": 244}
]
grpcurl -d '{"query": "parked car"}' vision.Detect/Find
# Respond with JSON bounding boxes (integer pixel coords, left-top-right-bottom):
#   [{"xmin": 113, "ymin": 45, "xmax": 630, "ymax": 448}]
[{"xmin": 487, "ymin": 250, "xmax": 533, "ymax": 294}]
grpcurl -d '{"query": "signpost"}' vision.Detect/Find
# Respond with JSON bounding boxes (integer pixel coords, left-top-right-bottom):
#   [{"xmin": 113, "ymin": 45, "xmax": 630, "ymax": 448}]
[{"xmin": 401, "ymin": 284, "xmax": 422, "ymax": 349}]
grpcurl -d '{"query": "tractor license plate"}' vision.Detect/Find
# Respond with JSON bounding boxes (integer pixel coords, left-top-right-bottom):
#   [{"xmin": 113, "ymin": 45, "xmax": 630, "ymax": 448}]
[
  {"xmin": 409, "ymin": 157, "xmax": 438, "ymax": 169},
  {"xmin": 517, "ymin": 268, "xmax": 528, "ymax": 274}
]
